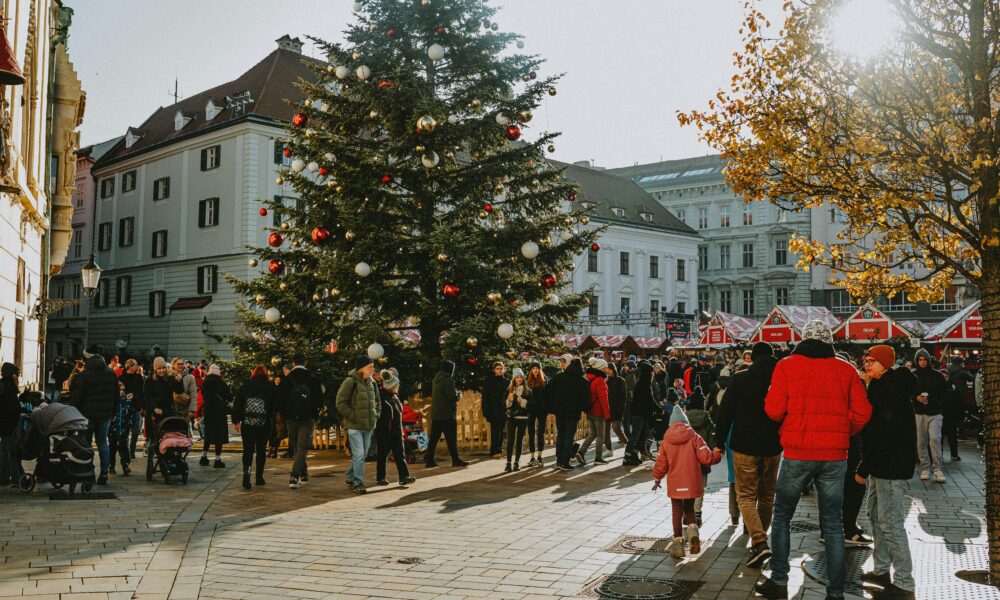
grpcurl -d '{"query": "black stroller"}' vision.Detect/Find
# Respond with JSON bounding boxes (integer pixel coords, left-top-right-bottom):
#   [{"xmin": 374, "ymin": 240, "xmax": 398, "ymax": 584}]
[
  {"xmin": 18, "ymin": 402, "xmax": 95, "ymax": 495},
  {"xmin": 146, "ymin": 416, "xmax": 191, "ymax": 484}
]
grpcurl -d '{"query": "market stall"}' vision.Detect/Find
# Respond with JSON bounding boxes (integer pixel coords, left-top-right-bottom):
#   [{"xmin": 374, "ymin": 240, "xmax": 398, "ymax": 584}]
[
  {"xmin": 832, "ymin": 302, "xmax": 917, "ymax": 344},
  {"xmin": 697, "ymin": 311, "xmax": 761, "ymax": 349},
  {"xmin": 923, "ymin": 301, "xmax": 982, "ymax": 362},
  {"xmin": 749, "ymin": 305, "xmax": 841, "ymax": 345}
]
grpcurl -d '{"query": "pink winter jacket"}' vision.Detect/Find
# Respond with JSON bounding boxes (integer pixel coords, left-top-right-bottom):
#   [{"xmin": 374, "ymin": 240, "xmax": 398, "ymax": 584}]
[{"xmin": 652, "ymin": 421, "xmax": 722, "ymax": 499}]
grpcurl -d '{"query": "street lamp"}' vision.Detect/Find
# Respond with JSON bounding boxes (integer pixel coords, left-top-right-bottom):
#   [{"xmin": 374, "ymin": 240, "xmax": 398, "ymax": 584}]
[
  {"xmin": 32, "ymin": 254, "xmax": 103, "ymax": 319},
  {"xmin": 201, "ymin": 316, "xmax": 223, "ymax": 342}
]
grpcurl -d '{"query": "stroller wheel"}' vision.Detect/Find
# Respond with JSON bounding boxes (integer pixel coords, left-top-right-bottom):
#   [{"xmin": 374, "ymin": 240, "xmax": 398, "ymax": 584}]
[
  {"xmin": 181, "ymin": 472, "xmax": 188, "ymax": 485},
  {"xmin": 18, "ymin": 473, "xmax": 35, "ymax": 493},
  {"xmin": 81, "ymin": 481, "xmax": 94, "ymax": 494}
]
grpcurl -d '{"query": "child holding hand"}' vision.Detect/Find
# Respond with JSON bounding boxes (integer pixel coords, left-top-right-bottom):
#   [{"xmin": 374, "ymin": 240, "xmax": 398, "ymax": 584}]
[{"xmin": 652, "ymin": 405, "xmax": 722, "ymax": 558}]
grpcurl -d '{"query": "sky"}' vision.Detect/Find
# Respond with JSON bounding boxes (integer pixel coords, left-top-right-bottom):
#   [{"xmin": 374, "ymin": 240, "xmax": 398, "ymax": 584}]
[{"xmin": 67, "ymin": 0, "xmax": 767, "ymax": 169}]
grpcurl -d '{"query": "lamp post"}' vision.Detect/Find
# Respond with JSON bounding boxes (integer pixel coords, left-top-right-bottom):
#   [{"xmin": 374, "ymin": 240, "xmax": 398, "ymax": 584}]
[
  {"xmin": 201, "ymin": 316, "xmax": 223, "ymax": 342},
  {"xmin": 32, "ymin": 254, "xmax": 102, "ymax": 319}
]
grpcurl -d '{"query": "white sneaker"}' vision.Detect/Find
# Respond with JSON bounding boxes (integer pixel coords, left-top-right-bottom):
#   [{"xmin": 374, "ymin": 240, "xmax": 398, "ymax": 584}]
[
  {"xmin": 920, "ymin": 469, "xmax": 929, "ymax": 480},
  {"xmin": 933, "ymin": 470, "xmax": 946, "ymax": 483}
]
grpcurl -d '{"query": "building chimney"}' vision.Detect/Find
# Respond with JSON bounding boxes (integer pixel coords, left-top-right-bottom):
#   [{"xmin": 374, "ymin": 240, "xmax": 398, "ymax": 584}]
[{"xmin": 275, "ymin": 35, "xmax": 304, "ymax": 54}]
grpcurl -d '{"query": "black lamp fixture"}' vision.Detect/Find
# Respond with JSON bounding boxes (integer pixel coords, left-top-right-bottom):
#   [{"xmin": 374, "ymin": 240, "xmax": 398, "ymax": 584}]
[{"xmin": 201, "ymin": 316, "xmax": 223, "ymax": 342}]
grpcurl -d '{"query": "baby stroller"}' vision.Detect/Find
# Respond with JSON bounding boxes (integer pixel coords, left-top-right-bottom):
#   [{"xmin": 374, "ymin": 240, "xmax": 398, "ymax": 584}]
[
  {"xmin": 146, "ymin": 416, "xmax": 191, "ymax": 485},
  {"xmin": 18, "ymin": 402, "xmax": 95, "ymax": 495},
  {"xmin": 401, "ymin": 403, "xmax": 426, "ymax": 464}
]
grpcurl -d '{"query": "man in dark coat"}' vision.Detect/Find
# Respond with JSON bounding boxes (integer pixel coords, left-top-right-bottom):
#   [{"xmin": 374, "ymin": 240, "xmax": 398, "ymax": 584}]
[
  {"xmin": 276, "ymin": 353, "xmax": 324, "ymax": 488},
  {"xmin": 912, "ymin": 348, "xmax": 948, "ymax": 482},
  {"xmin": 624, "ymin": 361, "xmax": 656, "ymax": 465},
  {"xmin": 482, "ymin": 362, "xmax": 510, "ymax": 459},
  {"xmin": 547, "ymin": 358, "xmax": 590, "ymax": 470},
  {"xmin": 71, "ymin": 354, "xmax": 119, "ymax": 484},
  {"xmin": 715, "ymin": 342, "xmax": 781, "ymax": 568},
  {"xmin": 857, "ymin": 345, "xmax": 917, "ymax": 600},
  {"xmin": 426, "ymin": 360, "xmax": 467, "ymax": 468},
  {"xmin": 0, "ymin": 363, "xmax": 22, "ymax": 485},
  {"xmin": 944, "ymin": 356, "xmax": 974, "ymax": 461}
]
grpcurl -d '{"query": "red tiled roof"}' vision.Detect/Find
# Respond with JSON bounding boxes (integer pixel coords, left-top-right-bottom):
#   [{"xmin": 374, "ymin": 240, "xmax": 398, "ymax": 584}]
[{"xmin": 98, "ymin": 48, "xmax": 324, "ymax": 165}]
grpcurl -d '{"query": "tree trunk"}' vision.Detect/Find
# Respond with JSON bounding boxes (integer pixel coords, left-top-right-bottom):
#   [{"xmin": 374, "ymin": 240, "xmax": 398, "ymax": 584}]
[{"xmin": 980, "ymin": 258, "xmax": 1000, "ymax": 581}]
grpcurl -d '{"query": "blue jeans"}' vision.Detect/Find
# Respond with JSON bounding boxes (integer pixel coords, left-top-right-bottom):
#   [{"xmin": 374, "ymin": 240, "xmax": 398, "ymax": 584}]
[
  {"xmin": 770, "ymin": 458, "xmax": 848, "ymax": 598},
  {"xmin": 867, "ymin": 477, "xmax": 914, "ymax": 591},
  {"xmin": 85, "ymin": 419, "xmax": 112, "ymax": 475},
  {"xmin": 625, "ymin": 415, "xmax": 649, "ymax": 457},
  {"xmin": 555, "ymin": 415, "xmax": 578, "ymax": 466},
  {"xmin": 346, "ymin": 429, "xmax": 373, "ymax": 486}
]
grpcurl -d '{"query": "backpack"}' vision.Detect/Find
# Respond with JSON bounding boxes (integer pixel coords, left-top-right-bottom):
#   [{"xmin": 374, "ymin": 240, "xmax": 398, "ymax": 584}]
[
  {"xmin": 287, "ymin": 380, "xmax": 313, "ymax": 420},
  {"xmin": 243, "ymin": 396, "xmax": 269, "ymax": 428}
]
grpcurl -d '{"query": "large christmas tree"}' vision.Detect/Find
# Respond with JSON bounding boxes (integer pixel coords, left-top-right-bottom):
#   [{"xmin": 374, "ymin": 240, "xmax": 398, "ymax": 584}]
[{"xmin": 228, "ymin": 0, "xmax": 599, "ymax": 392}]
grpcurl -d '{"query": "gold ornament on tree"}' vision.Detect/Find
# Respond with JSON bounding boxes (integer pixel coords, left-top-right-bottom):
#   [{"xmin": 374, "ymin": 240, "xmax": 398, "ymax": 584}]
[
  {"xmin": 466, "ymin": 336, "xmax": 478, "ymax": 347},
  {"xmin": 415, "ymin": 115, "xmax": 437, "ymax": 133}
]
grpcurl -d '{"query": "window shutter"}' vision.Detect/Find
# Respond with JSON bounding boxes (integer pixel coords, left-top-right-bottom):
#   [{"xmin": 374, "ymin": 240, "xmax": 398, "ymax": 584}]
[
  {"xmin": 148, "ymin": 292, "xmax": 155, "ymax": 317},
  {"xmin": 162, "ymin": 231, "xmax": 168, "ymax": 256},
  {"xmin": 198, "ymin": 200, "xmax": 206, "ymax": 227},
  {"xmin": 197, "ymin": 266, "xmax": 205, "ymax": 294},
  {"xmin": 213, "ymin": 145, "xmax": 221, "ymax": 167},
  {"xmin": 200, "ymin": 148, "xmax": 208, "ymax": 171},
  {"xmin": 211, "ymin": 265, "xmax": 218, "ymax": 294},
  {"xmin": 212, "ymin": 198, "xmax": 220, "ymax": 226},
  {"xmin": 164, "ymin": 178, "xmax": 170, "ymax": 198}
]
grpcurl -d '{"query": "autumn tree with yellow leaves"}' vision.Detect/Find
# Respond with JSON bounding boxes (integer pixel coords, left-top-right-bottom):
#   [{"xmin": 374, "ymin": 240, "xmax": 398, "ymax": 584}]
[{"xmin": 680, "ymin": 0, "xmax": 1000, "ymax": 579}]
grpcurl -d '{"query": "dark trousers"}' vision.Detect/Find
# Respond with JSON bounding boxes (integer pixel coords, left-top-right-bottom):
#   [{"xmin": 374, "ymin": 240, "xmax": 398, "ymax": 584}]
[
  {"xmin": 943, "ymin": 407, "xmax": 961, "ymax": 457},
  {"xmin": 672, "ymin": 498, "xmax": 696, "ymax": 537},
  {"xmin": 843, "ymin": 471, "xmax": 866, "ymax": 536},
  {"xmin": 625, "ymin": 415, "xmax": 649, "ymax": 458},
  {"xmin": 488, "ymin": 419, "xmax": 505, "ymax": 456},
  {"xmin": 555, "ymin": 415, "xmax": 578, "ymax": 466},
  {"xmin": 506, "ymin": 419, "xmax": 528, "ymax": 464},
  {"xmin": 241, "ymin": 428, "xmax": 268, "ymax": 477},
  {"xmin": 426, "ymin": 419, "xmax": 461, "ymax": 464},
  {"xmin": 527, "ymin": 414, "xmax": 546, "ymax": 454},
  {"xmin": 202, "ymin": 439, "xmax": 222, "ymax": 456},
  {"xmin": 376, "ymin": 431, "xmax": 410, "ymax": 481}
]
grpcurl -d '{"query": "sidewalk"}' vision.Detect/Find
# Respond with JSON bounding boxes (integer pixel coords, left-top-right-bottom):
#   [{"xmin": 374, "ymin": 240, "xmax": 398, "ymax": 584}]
[{"xmin": 0, "ymin": 440, "xmax": 992, "ymax": 600}]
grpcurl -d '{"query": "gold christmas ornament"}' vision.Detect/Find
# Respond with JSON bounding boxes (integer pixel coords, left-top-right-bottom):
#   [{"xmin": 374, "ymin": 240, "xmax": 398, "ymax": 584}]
[
  {"xmin": 280, "ymin": 221, "xmax": 291, "ymax": 230},
  {"xmin": 436, "ymin": 253, "xmax": 448, "ymax": 262},
  {"xmin": 336, "ymin": 185, "xmax": 344, "ymax": 194},
  {"xmin": 369, "ymin": 110, "xmax": 379, "ymax": 119},
  {"xmin": 248, "ymin": 258, "xmax": 259, "ymax": 267},
  {"xmin": 466, "ymin": 336, "xmax": 478, "ymax": 347},
  {"xmin": 487, "ymin": 291, "xmax": 502, "ymax": 305},
  {"xmin": 581, "ymin": 216, "xmax": 590, "ymax": 225},
  {"xmin": 276, "ymin": 176, "xmax": 284, "ymax": 185},
  {"xmin": 547, "ymin": 87, "xmax": 557, "ymax": 96},
  {"xmin": 327, "ymin": 180, "xmax": 337, "ymax": 189},
  {"xmin": 304, "ymin": 99, "xmax": 314, "ymax": 108},
  {"xmin": 279, "ymin": 282, "xmax": 288, "ymax": 291},
  {"xmin": 494, "ymin": 183, "xmax": 505, "ymax": 192},
  {"xmin": 416, "ymin": 115, "xmax": 437, "ymax": 133},
  {"xmin": 415, "ymin": 145, "xmax": 426, "ymax": 153},
  {"xmin": 255, "ymin": 294, "xmax": 265, "ymax": 303},
  {"xmin": 329, "ymin": 288, "xmax": 341, "ymax": 298},
  {"xmin": 506, "ymin": 350, "xmax": 517, "ymax": 359},
  {"xmin": 345, "ymin": 230, "xmax": 356, "ymax": 241},
  {"xmin": 271, "ymin": 357, "xmax": 282, "ymax": 367},
  {"xmin": 519, "ymin": 110, "xmax": 533, "ymax": 123},
  {"xmin": 564, "ymin": 216, "xmax": 575, "ymax": 225},
  {"xmin": 311, "ymin": 293, "xmax": 321, "ymax": 302},
  {"xmin": 470, "ymin": 98, "xmax": 481, "ymax": 108},
  {"xmin": 479, "ymin": 210, "xmax": 488, "ymax": 219},
  {"xmin": 531, "ymin": 179, "xmax": 541, "ymax": 189},
  {"xmin": 547, "ymin": 145, "xmax": 556, "ymax": 153}
]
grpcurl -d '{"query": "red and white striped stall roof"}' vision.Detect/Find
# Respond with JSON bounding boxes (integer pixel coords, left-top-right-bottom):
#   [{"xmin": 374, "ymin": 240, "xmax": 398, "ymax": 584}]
[
  {"xmin": 698, "ymin": 311, "xmax": 761, "ymax": 348},
  {"xmin": 592, "ymin": 335, "xmax": 628, "ymax": 348},
  {"xmin": 750, "ymin": 305, "xmax": 841, "ymax": 344},
  {"xmin": 833, "ymin": 302, "xmax": 916, "ymax": 343},
  {"xmin": 924, "ymin": 302, "xmax": 982, "ymax": 344},
  {"xmin": 555, "ymin": 333, "xmax": 591, "ymax": 349}
]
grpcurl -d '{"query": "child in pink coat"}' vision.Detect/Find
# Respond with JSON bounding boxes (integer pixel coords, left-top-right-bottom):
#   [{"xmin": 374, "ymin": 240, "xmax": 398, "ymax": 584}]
[{"xmin": 653, "ymin": 404, "xmax": 722, "ymax": 557}]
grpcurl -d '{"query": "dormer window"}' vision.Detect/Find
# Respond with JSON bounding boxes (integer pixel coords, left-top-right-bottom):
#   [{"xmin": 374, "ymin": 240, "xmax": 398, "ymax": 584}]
[
  {"xmin": 611, "ymin": 207, "xmax": 625, "ymax": 218},
  {"xmin": 124, "ymin": 127, "xmax": 145, "ymax": 149},
  {"xmin": 205, "ymin": 99, "xmax": 222, "ymax": 121},
  {"xmin": 174, "ymin": 111, "xmax": 194, "ymax": 131},
  {"xmin": 641, "ymin": 212, "xmax": 653, "ymax": 223}
]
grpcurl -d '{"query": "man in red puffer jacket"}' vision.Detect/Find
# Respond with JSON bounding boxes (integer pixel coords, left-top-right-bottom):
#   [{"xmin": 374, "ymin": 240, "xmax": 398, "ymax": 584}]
[{"xmin": 754, "ymin": 320, "xmax": 871, "ymax": 600}]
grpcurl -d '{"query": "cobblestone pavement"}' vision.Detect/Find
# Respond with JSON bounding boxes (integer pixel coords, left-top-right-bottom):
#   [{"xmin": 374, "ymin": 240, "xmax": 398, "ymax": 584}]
[{"xmin": 0, "ymin": 440, "xmax": 991, "ymax": 600}]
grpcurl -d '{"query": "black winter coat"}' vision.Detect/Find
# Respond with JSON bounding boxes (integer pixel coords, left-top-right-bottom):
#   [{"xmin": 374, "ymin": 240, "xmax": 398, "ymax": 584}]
[
  {"xmin": 548, "ymin": 362, "xmax": 590, "ymax": 419},
  {"xmin": 71, "ymin": 356, "xmax": 119, "ymax": 423},
  {"xmin": 200, "ymin": 374, "xmax": 231, "ymax": 445},
  {"xmin": 858, "ymin": 367, "xmax": 917, "ymax": 480},
  {"xmin": 667, "ymin": 360, "xmax": 684, "ymax": 385},
  {"xmin": 913, "ymin": 365, "xmax": 948, "ymax": 416},
  {"xmin": 143, "ymin": 375, "xmax": 184, "ymax": 428},
  {"xmin": 527, "ymin": 382, "xmax": 549, "ymax": 417},
  {"xmin": 277, "ymin": 366, "xmax": 324, "ymax": 421},
  {"xmin": 482, "ymin": 374, "xmax": 510, "ymax": 423},
  {"xmin": 119, "ymin": 372, "xmax": 145, "ymax": 412},
  {"xmin": 0, "ymin": 380, "xmax": 20, "ymax": 437},
  {"xmin": 714, "ymin": 354, "xmax": 781, "ymax": 457},
  {"xmin": 607, "ymin": 376, "xmax": 627, "ymax": 421},
  {"xmin": 630, "ymin": 363, "xmax": 657, "ymax": 421},
  {"xmin": 233, "ymin": 375, "xmax": 276, "ymax": 428},
  {"xmin": 376, "ymin": 390, "xmax": 405, "ymax": 438}
]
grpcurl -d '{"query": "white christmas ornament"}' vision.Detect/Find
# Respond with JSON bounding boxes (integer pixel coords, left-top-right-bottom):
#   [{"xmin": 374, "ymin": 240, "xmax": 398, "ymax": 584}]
[
  {"xmin": 545, "ymin": 293, "xmax": 560, "ymax": 306},
  {"xmin": 335, "ymin": 65, "xmax": 350, "ymax": 79},
  {"xmin": 307, "ymin": 161, "xmax": 319, "ymax": 173},
  {"xmin": 264, "ymin": 307, "xmax": 281, "ymax": 324},
  {"xmin": 421, "ymin": 151, "xmax": 440, "ymax": 168},
  {"xmin": 495, "ymin": 113, "xmax": 510, "ymax": 126},
  {"xmin": 520, "ymin": 240, "xmax": 539, "ymax": 259},
  {"xmin": 352, "ymin": 1, "xmax": 362, "ymax": 11},
  {"xmin": 313, "ymin": 99, "xmax": 326, "ymax": 112},
  {"xmin": 367, "ymin": 343, "xmax": 385, "ymax": 360},
  {"xmin": 290, "ymin": 158, "xmax": 305, "ymax": 173},
  {"xmin": 447, "ymin": 114, "xmax": 459, "ymax": 124},
  {"xmin": 324, "ymin": 152, "xmax": 335, "ymax": 162},
  {"xmin": 516, "ymin": 40, "xmax": 525, "ymax": 49},
  {"xmin": 355, "ymin": 262, "xmax": 372, "ymax": 277},
  {"xmin": 427, "ymin": 43, "xmax": 445, "ymax": 61},
  {"xmin": 356, "ymin": 65, "xmax": 371, "ymax": 80},
  {"xmin": 497, "ymin": 323, "xmax": 514, "ymax": 339}
]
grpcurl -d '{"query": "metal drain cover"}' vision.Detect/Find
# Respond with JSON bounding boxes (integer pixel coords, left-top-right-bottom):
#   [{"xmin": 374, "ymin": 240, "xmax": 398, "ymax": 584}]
[
  {"xmin": 582, "ymin": 576, "xmax": 702, "ymax": 600},
  {"xmin": 790, "ymin": 520, "xmax": 821, "ymax": 533},
  {"xmin": 606, "ymin": 535, "xmax": 674, "ymax": 554}
]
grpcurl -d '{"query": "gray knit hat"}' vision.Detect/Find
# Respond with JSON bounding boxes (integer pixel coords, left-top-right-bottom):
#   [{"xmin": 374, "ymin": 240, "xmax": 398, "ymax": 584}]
[{"xmin": 801, "ymin": 320, "xmax": 834, "ymax": 344}]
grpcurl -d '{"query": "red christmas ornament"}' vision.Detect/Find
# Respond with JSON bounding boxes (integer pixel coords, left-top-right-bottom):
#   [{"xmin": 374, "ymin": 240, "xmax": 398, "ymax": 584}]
[
  {"xmin": 311, "ymin": 227, "xmax": 331, "ymax": 244},
  {"xmin": 591, "ymin": 243, "xmax": 601, "ymax": 252},
  {"xmin": 505, "ymin": 125, "xmax": 521, "ymax": 141},
  {"xmin": 541, "ymin": 273, "xmax": 557, "ymax": 289},
  {"xmin": 437, "ymin": 26, "xmax": 447, "ymax": 34},
  {"xmin": 259, "ymin": 208, "xmax": 268, "ymax": 217},
  {"xmin": 381, "ymin": 174, "xmax": 392, "ymax": 184},
  {"xmin": 282, "ymin": 148, "xmax": 291, "ymax": 158},
  {"xmin": 268, "ymin": 259, "xmax": 284, "ymax": 274},
  {"xmin": 484, "ymin": 203, "xmax": 494, "ymax": 212},
  {"xmin": 467, "ymin": 357, "xmax": 479, "ymax": 367},
  {"xmin": 568, "ymin": 193, "xmax": 577, "ymax": 201},
  {"xmin": 318, "ymin": 167, "xmax": 328, "ymax": 176},
  {"xmin": 292, "ymin": 113, "xmax": 307, "ymax": 127},
  {"xmin": 267, "ymin": 232, "xmax": 284, "ymax": 248},
  {"xmin": 377, "ymin": 80, "xmax": 395, "ymax": 89},
  {"xmin": 442, "ymin": 283, "xmax": 460, "ymax": 299},
  {"xmin": 386, "ymin": 28, "xmax": 396, "ymax": 37}
]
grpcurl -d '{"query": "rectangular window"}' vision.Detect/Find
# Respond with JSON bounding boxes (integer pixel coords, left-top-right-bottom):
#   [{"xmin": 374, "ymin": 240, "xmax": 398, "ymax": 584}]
[
  {"xmin": 742, "ymin": 289, "xmax": 755, "ymax": 316},
  {"xmin": 75, "ymin": 181, "xmax": 85, "ymax": 208},
  {"xmin": 719, "ymin": 290, "xmax": 732, "ymax": 313},
  {"xmin": 118, "ymin": 217, "xmax": 134, "ymax": 247},
  {"xmin": 587, "ymin": 248, "xmax": 599, "ymax": 272},
  {"xmin": 775, "ymin": 287, "xmax": 790, "ymax": 306},
  {"xmin": 588, "ymin": 294, "xmax": 599, "ymax": 319},
  {"xmin": 883, "ymin": 292, "xmax": 916, "ymax": 312},
  {"xmin": 620, "ymin": 297, "xmax": 631, "ymax": 312},
  {"xmin": 719, "ymin": 205, "xmax": 730, "ymax": 228},
  {"xmin": 650, "ymin": 299, "xmax": 660, "ymax": 314},
  {"xmin": 698, "ymin": 290, "xmax": 709, "ymax": 313},
  {"xmin": 830, "ymin": 208, "xmax": 837, "ymax": 223},
  {"xmin": 122, "ymin": 170, "xmax": 137, "ymax": 192},
  {"xmin": 198, "ymin": 197, "xmax": 220, "ymax": 228},
  {"xmin": 273, "ymin": 141, "xmax": 287, "ymax": 165},
  {"xmin": 742, "ymin": 242, "xmax": 754, "ymax": 268},
  {"xmin": 720, "ymin": 244, "xmax": 731, "ymax": 270},
  {"xmin": 197, "ymin": 265, "xmax": 218, "ymax": 295},
  {"xmin": 13, "ymin": 318, "xmax": 22, "ymax": 372},
  {"xmin": 151, "ymin": 230, "xmax": 168, "ymax": 258},
  {"xmin": 698, "ymin": 246, "xmax": 708, "ymax": 271},
  {"xmin": 649, "ymin": 256, "xmax": 659, "ymax": 279},
  {"xmin": 743, "ymin": 204, "xmax": 753, "ymax": 226},
  {"xmin": 778, "ymin": 207, "xmax": 788, "ymax": 223},
  {"xmin": 612, "ymin": 207, "xmax": 625, "ymax": 218},
  {"xmin": 200, "ymin": 145, "xmax": 221, "ymax": 171},
  {"xmin": 619, "ymin": 251, "xmax": 630, "ymax": 276},
  {"xmin": 830, "ymin": 289, "xmax": 853, "ymax": 314},
  {"xmin": 100, "ymin": 177, "xmax": 115, "ymax": 199},
  {"xmin": 94, "ymin": 281, "xmax": 110, "ymax": 308},
  {"xmin": 71, "ymin": 284, "xmax": 81, "ymax": 317},
  {"xmin": 15, "ymin": 258, "xmax": 25, "ymax": 303},
  {"xmin": 931, "ymin": 286, "xmax": 960, "ymax": 311},
  {"xmin": 774, "ymin": 240, "xmax": 788, "ymax": 266},
  {"xmin": 698, "ymin": 207, "xmax": 708, "ymax": 229},
  {"xmin": 676, "ymin": 301, "xmax": 686, "ymax": 314},
  {"xmin": 71, "ymin": 227, "xmax": 82, "ymax": 259},
  {"xmin": 676, "ymin": 209, "xmax": 686, "ymax": 223},
  {"xmin": 153, "ymin": 177, "xmax": 170, "ymax": 201},
  {"xmin": 149, "ymin": 291, "xmax": 166, "ymax": 318},
  {"xmin": 98, "ymin": 222, "xmax": 112, "ymax": 251},
  {"xmin": 115, "ymin": 275, "xmax": 132, "ymax": 306},
  {"xmin": 676, "ymin": 258, "xmax": 686, "ymax": 282}
]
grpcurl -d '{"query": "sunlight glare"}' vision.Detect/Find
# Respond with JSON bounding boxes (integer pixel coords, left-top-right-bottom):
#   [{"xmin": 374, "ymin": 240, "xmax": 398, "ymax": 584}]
[{"xmin": 828, "ymin": 0, "xmax": 900, "ymax": 61}]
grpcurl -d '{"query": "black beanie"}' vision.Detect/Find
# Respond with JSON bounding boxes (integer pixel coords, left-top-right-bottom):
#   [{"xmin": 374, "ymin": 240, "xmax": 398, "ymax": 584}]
[
  {"xmin": 751, "ymin": 341, "xmax": 774, "ymax": 361},
  {"xmin": 353, "ymin": 354, "xmax": 373, "ymax": 370}
]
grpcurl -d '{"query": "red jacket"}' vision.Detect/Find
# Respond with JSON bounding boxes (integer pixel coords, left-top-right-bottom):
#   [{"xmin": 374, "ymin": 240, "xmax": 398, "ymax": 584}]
[
  {"xmin": 764, "ymin": 340, "xmax": 871, "ymax": 461},
  {"xmin": 585, "ymin": 369, "xmax": 611, "ymax": 419},
  {"xmin": 652, "ymin": 422, "xmax": 722, "ymax": 499}
]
